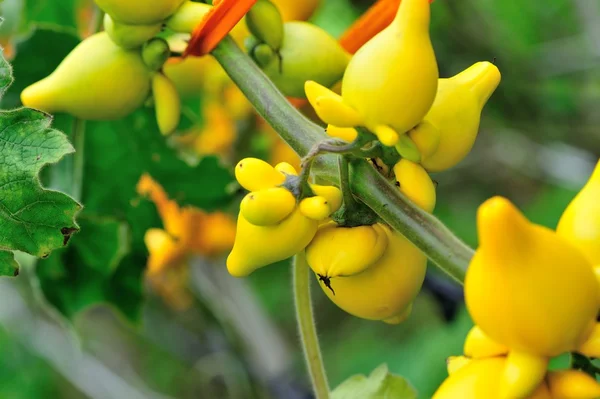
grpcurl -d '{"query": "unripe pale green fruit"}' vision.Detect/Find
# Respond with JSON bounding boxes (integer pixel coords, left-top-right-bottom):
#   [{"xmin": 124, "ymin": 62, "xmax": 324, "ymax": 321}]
[
  {"xmin": 252, "ymin": 43, "xmax": 276, "ymax": 68},
  {"xmin": 94, "ymin": 0, "xmax": 186, "ymax": 25},
  {"xmin": 246, "ymin": 0, "xmax": 284, "ymax": 50},
  {"xmin": 142, "ymin": 38, "xmax": 171, "ymax": 71},
  {"xmin": 21, "ymin": 32, "xmax": 151, "ymax": 120},
  {"xmin": 260, "ymin": 21, "xmax": 350, "ymax": 98},
  {"xmin": 166, "ymin": 1, "xmax": 211, "ymax": 34},
  {"xmin": 152, "ymin": 73, "xmax": 181, "ymax": 135},
  {"xmin": 104, "ymin": 14, "xmax": 162, "ymax": 49}
]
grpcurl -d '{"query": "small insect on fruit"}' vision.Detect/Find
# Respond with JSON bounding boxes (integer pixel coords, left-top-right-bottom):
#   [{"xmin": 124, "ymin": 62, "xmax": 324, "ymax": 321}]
[{"xmin": 318, "ymin": 274, "xmax": 335, "ymax": 295}]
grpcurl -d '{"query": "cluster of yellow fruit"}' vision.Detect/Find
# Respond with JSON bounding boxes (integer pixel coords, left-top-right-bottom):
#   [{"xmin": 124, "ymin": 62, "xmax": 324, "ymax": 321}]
[
  {"xmin": 229, "ymin": 0, "xmax": 503, "ymax": 326},
  {"xmin": 434, "ymin": 162, "xmax": 600, "ymax": 399},
  {"xmin": 305, "ymin": 0, "xmax": 501, "ymax": 172},
  {"xmin": 21, "ymin": 0, "xmax": 216, "ymax": 135},
  {"xmin": 227, "ymin": 158, "xmax": 342, "ymax": 277},
  {"xmin": 227, "ymin": 155, "xmax": 437, "ymax": 324}
]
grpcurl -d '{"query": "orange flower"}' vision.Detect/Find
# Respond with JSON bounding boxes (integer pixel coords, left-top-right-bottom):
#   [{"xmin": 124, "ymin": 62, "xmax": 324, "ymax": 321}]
[
  {"xmin": 185, "ymin": 0, "xmax": 257, "ymax": 57},
  {"xmin": 340, "ymin": 0, "xmax": 434, "ymax": 54},
  {"xmin": 137, "ymin": 174, "xmax": 236, "ymax": 275},
  {"xmin": 339, "ymin": 0, "xmax": 401, "ymax": 54}
]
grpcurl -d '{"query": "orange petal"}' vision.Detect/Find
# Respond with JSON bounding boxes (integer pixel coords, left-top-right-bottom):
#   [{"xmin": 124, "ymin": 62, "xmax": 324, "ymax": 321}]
[
  {"xmin": 185, "ymin": 0, "xmax": 257, "ymax": 57},
  {"xmin": 340, "ymin": 0, "xmax": 434, "ymax": 55}
]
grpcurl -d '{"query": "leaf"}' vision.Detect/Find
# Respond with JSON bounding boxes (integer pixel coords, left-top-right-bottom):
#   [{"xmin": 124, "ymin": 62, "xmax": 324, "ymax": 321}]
[
  {"xmin": 0, "ymin": 48, "xmax": 13, "ymax": 100},
  {"xmin": 22, "ymin": 0, "xmax": 80, "ymax": 31},
  {"xmin": 0, "ymin": 251, "xmax": 18, "ymax": 276},
  {"xmin": 36, "ymin": 212, "xmax": 135, "ymax": 318},
  {"xmin": 331, "ymin": 364, "xmax": 417, "ymax": 399},
  {"xmin": 0, "ymin": 40, "xmax": 80, "ymax": 276},
  {"xmin": 71, "ymin": 215, "xmax": 130, "ymax": 277}
]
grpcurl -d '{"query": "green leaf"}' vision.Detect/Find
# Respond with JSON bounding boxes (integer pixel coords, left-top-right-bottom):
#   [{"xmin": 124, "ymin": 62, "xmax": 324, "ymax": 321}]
[
  {"xmin": 0, "ymin": 48, "xmax": 13, "ymax": 100},
  {"xmin": 331, "ymin": 364, "xmax": 417, "ymax": 399},
  {"xmin": 37, "ymin": 212, "xmax": 135, "ymax": 318},
  {"xmin": 0, "ymin": 41, "xmax": 80, "ymax": 276},
  {"xmin": 0, "ymin": 251, "xmax": 18, "ymax": 276},
  {"xmin": 23, "ymin": 0, "xmax": 80, "ymax": 31},
  {"xmin": 71, "ymin": 215, "xmax": 130, "ymax": 277}
]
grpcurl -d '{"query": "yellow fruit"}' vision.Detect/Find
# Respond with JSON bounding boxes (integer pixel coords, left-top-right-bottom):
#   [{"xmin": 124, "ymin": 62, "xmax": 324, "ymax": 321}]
[
  {"xmin": 393, "ymin": 159, "xmax": 436, "ymax": 213},
  {"xmin": 465, "ymin": 196, "xmax": 599, "ymax": 398},
  {"xmin": 166, "ymin": 1, "xmax": 211, "ymax": 34},
  {"xmin": 313, "ymin": 224, "xmax": 426, "ymax": 323},
  {"xmin": 557, "ymin": 160, "xmax": 600, "ymax": 266},
  {"xmin": 104, "ymin": 14, "xmax": 162, "ymax": 49},
  {"xmin": 274, "ymin": 161, "xmax": 298, "ymax": 176},
  {"xmin": 500, "ymin": 351, "xmax": 548, "ymax": 399},
  {"xmin": 272, "ymin": 0, "xmax": 320, "ymax": 21},
  {"xmin": 227, "ymin": 208, "xmax": 318, "ymax": 277},
  {"xmin": 21, "ymin": 32, "xmax": 151, "ymax": 120},
  {"xmin": 299, "ymin": 196, "xmax": 331, "ymax": 221},
  {"xmin": 309, "ymin": 184, "xmax": 342, "ymax": 213},
  {"xmin": 240, "ymin": 187, "xmax": 296, "ymax": 226},
  {"xmin": 577, "ymin": 323, "xmax": 600, "ymax": 358},
  {"xmin": 306, "ymin": 222, "xmax": 389, "ymax": 277},
  {"xmin": 261, "ymin": 21, "xmax": 350, "ymax": 98},
  {"xmin": 466, "ymin": 197, "xmax": 599, "ymax": 357},
  {"xmin": 152, "ymin": 73, "xmax": 181, "ymax": 135},
  {"xmin": 463, "ymin": 326, "xmax": 509, "ymax": 359},
  {"xmin": 446, "ymin": 356, "xmax": 472, "ymax": 375},
  {"xmin": 433, "ymin": 357, "xmax": 552, "ymax": 399},
  {"xmin": 94, "ymin": 0, "xmax": 186, "ymax": 25},
  {"xmin": 326, "ymin": 125, "xmax": 357, "ymax": 142},
  {"xmin": 235, "ymin": 158, "xmax": 286, "ymax": 191},
  {"xmin": 409, "ymin": 61, "xmax": 501, "ymax": 172},
  {"xmin": 307, "ymin": 0, "xmax": 438, "ymax": 146},
  {"xmin": 547, "ymin": 369, "xmax": 600, "ymax": 399}
]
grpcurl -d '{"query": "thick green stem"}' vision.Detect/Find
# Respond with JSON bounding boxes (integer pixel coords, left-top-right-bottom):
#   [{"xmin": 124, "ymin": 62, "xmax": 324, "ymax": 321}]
[
  {"xmin": 293, "ymin": 253, "xmax": 329, "ymax": 399},
  {"xmin": 212, "ymin": 37, "xmax": 323, "ymax": 156},
  {"xmin": 212, "ymin": 36, "xmax": 473, "ymax": 284},
  {"xmin": 351, "ymin": 161, "xmax": 472, "ymax": 283}
]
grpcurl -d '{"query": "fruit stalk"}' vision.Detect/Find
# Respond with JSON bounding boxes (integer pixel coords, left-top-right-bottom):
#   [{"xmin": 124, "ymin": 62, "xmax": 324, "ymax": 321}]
[
  {"xmin": 293, "ymin": 253, "xmax": 330, "ymax": 399},
  {"xmin": 212, "ymin": 36, "xmax": 473, "ymax": 283}
]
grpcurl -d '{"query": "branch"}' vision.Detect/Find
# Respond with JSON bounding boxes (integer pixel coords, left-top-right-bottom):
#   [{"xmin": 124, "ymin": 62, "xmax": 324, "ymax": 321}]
[{"xmin": 212, "ymin": 36, "xmax": 473, "ymax": 284}]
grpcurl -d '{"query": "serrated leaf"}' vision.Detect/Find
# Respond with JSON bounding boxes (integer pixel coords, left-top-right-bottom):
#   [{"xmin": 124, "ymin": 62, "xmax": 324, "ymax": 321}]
[
  {"xmin": 0, "ymin": 33, "xmax": 80, "ymax": 276},
  {"xmin": 331, "ymin": 364, "xmax": 417, "ymax": 399},
  {"xmin": 0, "ymin": 108, "xmax": 81, "ymax": 257}
]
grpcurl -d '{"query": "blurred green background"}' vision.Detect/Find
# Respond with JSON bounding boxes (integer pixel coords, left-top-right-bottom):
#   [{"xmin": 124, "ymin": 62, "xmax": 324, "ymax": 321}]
[{"xmin": 0, "ymin": 0, "xmax": 598, "ymax": 398}]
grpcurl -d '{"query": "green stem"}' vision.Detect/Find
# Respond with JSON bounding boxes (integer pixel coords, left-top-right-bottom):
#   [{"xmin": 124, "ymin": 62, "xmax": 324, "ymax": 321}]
[
  {"xmin": 212, "ymin": 36, "xmax": 323, "ymax": 156},
  {"xmin": 338, "ymin": 156, "xmax": 357, "ymax": 210},
  {"xmin": 71, "ymin": 118, "xmax": 85, "ymax": 202},
  {"xmin": 351, "ymin": 161, "xmax": 472, "ymax": 283},
  {"xmin": 293, "ymin": 253, "xmax": 330, "ymax": 399},
  {"xmin": 212, "ymin": 36, "xmax": 473, "ymax": 284}
]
